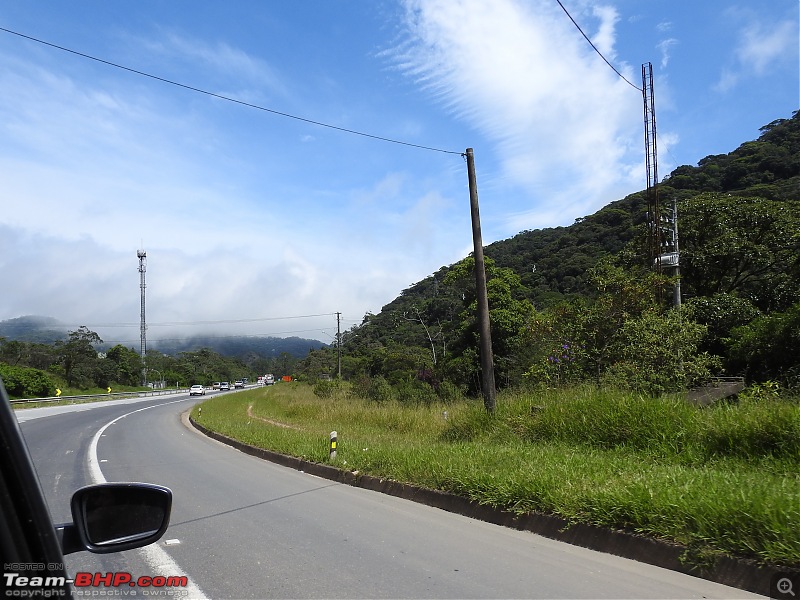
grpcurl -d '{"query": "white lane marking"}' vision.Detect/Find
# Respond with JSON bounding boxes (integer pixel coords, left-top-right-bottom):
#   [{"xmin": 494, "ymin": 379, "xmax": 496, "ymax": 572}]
[{"xmin": 88, "ymin": 399, "xmax": 208, "ymax": 599}]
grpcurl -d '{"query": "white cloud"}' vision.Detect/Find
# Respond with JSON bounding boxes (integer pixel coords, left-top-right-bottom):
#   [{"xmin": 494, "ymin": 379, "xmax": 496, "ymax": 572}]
[
  {"xmin": 391, "ymin": 0, "xmax": 642, "ymax": 233},
  {"xmin": 657, "ymin": 38, "xmax": 678, "ymax": 69},
  {"xmin": 736, "ymin": 20, "xmax": 797, "ymax": 75},
  {"xmin": 715, "ymin": 14, "xmax": 798, "ymax": 91},
  {"xmin": 134, "ymin": 29, "xmax": 289, "ymax": 99}
]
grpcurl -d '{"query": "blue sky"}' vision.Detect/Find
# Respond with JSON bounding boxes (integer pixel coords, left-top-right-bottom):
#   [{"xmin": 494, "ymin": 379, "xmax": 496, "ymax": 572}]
[{"xmin": 0, "ymin": 0, "xmax": 797, "ymax": 346}]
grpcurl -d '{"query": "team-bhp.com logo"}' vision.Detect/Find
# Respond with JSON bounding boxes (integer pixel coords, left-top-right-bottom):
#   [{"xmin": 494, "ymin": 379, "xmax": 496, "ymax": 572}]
[{"xmin": 4, "ymin": 571, "xmax": 188, "ymax": 597}]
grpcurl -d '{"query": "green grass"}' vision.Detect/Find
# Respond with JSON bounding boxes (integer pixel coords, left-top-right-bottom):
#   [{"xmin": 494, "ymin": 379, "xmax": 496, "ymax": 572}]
[{"xmin": 191, "ymin": 382, "xmax": 800, "ymax": 568}]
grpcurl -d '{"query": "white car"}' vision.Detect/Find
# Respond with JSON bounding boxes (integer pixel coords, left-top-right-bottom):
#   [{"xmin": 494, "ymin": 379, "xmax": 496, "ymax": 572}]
[{"xmin": 189, "ymin": 384, "xmax": 206, "ymax": 396}]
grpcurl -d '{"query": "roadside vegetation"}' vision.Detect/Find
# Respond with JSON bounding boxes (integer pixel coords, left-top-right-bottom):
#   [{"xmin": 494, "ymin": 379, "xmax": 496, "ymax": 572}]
[{"xmin": 192, "ymin": 380, "xmax": 800, "ymax": 570}]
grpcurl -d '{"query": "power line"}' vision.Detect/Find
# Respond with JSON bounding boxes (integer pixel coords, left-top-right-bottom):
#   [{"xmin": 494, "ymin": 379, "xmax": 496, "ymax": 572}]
[
  {"xmin": 102, "ymin": 328, "xmax": 330, "ymax": 345},
  {"xmin": 0, "ymin": 27, "xmax": 463, "ymax": 156},
  {"xmin": 69, "ymin": 313, "xmax": 337, "ymax": 329},
  {"xmin": 554, "ymin": 0, "xmax": 643, "ymax": 92}
]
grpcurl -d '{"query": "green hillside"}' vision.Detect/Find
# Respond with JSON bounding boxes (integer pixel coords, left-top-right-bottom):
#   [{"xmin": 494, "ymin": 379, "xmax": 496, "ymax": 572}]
[{"xmin": 319, "ymin": 111, "xmax": 800, "ymax": 394}]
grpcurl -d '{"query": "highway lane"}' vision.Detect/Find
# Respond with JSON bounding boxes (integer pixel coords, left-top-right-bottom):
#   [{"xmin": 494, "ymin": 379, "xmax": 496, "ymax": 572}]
[{"xmin": 17, "ymin": 394, "xmax": 763, "ymax": 599}]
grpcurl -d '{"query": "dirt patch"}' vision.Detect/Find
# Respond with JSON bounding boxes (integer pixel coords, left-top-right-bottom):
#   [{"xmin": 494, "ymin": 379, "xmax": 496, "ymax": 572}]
[{"xmin": 246, "ymin": 404, "xmax": 303, "ymax": 431}]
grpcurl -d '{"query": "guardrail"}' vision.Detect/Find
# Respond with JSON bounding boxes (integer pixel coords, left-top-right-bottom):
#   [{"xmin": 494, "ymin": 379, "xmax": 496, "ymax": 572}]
[{"xmin": 10, "ymin": 388, "xmax": 189, "ymax": 405}]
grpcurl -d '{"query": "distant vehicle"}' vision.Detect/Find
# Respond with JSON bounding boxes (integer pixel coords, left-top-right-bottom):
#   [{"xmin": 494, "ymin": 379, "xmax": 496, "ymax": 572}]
[
  {"xmin": 220, "ymin": 381, "xmax": 230, "ymax": 391},
  {"xmin": 264, "ymin": 374, "xmax": 275, "ymax": 385},
  {"xmin": 212, "ymin": 382, "xmax": 221, "ymax": 390},
  {"xmin": 234, "ymin": 380, "xmax": 244, "ymax": 388},
  {"xmin": 189, "ymin": 384, "xmax": 205, "ymax": 396},
  {"xmin": 242, "ymin": 377, "xmax": 249, "ymax": 384}
]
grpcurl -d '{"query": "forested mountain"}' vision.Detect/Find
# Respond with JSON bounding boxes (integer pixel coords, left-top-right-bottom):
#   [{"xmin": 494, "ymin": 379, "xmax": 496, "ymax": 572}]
[
  {"xmin": 324, "ymin": 111, "xmax": 799, "ymax": 393},
  {"xmin": 153, "ymin": 335, "xmax": 326, "ymax": 359},
  {"xmin": 0, "ymin": 316, "xmax": 69, "ymax": 343},
  {"xmin": 0, "ymin": 316, "xmax": 325, "ymax": 358}
]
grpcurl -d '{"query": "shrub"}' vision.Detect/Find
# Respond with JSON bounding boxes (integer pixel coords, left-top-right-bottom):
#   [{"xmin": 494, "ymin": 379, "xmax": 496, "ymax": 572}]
[
  {"xmin": 312, "ymin": 379, "xmax": 340, "ymax": 399},
  {"xmin": 437, "ymin": 380, "xmax": 464, "ymax": 403},
  {"xmin": 367, "ymin": 376, "xmax": 394, "ymax": 403},
  {"xmin": 0, "ymin": 363, "xmax": 57, "ymax": 399},
  {"xmin": 395, "ymin": 379, "xmax": 437, "ymax": 405}
]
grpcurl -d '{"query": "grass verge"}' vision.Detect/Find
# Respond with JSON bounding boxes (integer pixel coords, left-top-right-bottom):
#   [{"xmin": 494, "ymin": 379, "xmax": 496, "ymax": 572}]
[{"xmin": 191, "ymin": 382, "xmax": 800, "ymax": 569}]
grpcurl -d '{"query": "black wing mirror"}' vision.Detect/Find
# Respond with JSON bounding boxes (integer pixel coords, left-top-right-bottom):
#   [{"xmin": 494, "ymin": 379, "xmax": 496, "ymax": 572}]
[{"xmin": 58, "ymin": 483, "xmax": 172, "ymax": 554}]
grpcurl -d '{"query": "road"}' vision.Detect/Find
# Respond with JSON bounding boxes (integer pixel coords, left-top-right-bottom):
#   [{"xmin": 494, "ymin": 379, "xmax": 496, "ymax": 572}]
[{"xmin": 16, "ymin": 392, "xmax": 763, "ymax": 599}]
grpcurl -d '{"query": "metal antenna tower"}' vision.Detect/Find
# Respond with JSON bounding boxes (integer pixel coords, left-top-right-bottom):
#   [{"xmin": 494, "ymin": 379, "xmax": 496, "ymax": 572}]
[
  {"xmin": 643, "ymin": 63, "xmax": 660, "ymax": 270},
  {"xmin": 642, "ymin": 63, "xmax": 680, "ymax": 306},
  {"xmin": 137, "ymin": 249, "xmax": 147, "ymax": 385}
]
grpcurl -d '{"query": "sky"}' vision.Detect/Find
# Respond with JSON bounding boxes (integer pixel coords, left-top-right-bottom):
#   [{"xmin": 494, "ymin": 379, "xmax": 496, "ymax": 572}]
[{"xmin": 0, "ymin": 0, "xmax": 797, "ymax": 347}]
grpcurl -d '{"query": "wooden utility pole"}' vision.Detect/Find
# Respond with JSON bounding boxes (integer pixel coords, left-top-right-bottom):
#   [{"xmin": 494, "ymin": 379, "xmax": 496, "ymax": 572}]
[{"xmin": 465, "ymin": 148, "xmax": 496, "ymax": 413}]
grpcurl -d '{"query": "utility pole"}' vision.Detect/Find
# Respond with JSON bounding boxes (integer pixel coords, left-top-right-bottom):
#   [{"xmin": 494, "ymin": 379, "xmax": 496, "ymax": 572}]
[
  {"xmin": 465, "ymin": 148, "xmax": 496, "ymax": 413},
  {"xmin": 137, "ymin": 249, "xmax": 147, "ymax": 386},
  {"xmin": 336, "ymin": 311, "xmax": 342, "ymax": 379}
]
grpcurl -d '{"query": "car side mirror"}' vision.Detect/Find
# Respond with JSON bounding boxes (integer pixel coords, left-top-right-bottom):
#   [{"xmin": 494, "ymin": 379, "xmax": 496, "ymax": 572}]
[{"xmin": 57, "ymin": 483, "xmax": 172, "ymax": 555}]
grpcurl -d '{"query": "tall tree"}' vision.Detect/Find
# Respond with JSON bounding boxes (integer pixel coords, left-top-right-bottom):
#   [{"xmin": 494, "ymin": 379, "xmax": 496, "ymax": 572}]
[
  {"xmin": 55, "ymin": 327, "xmax": 103, "ymax": 387},
  {"xmin": 679, "ymin": 193, "xmax": 800, "ymax": 312}
]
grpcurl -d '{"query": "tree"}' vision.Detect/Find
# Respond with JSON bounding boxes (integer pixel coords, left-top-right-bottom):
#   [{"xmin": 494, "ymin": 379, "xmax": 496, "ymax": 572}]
[
  {"xmin": 105, "ymin": 345, "xmax": 143, "ymax": 386},
  {"xmin": 444, "ymin": 256, "xmax": 536, "ymax": 391},
  {"xmin": 602, "ymin": 308, "xmax": 720, "ymax": 394},
  {"xmin": 55, "ymin": 327, "xmax": 103, "ymax": 388},
  {"xmin": 679, "ymin": 193, "xmax": 800, "ymax": 312},
  {"xmin": 521, "ymin": 262, "xmax": 719, "ymax": 393},
  {"xmin": 726, "ymin": 302, "xmax": 800, "ymax": 384}
]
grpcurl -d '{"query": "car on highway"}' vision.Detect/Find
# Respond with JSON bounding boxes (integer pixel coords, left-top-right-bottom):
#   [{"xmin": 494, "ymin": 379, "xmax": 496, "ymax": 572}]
[
  {"xmin": 234, "ymin": 380, "xmax": 244, "ymax": 388},
  {"xmin": 219, "ymin": 381, "xmax": 230, "ymax": 391},
  {"xmin": 189, "ymin": 384, "xmax": 205, "ymax": 396},
  {"xmin": 264, "ymin": 374, "xmax": 275, "ymax": 385},
  {"xmin": 0, "ymin": 378, "xmax": 173, "ymax": 596}
]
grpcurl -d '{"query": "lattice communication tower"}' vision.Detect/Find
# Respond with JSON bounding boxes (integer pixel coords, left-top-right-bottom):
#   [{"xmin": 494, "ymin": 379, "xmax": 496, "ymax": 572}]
[{"xmin": 138, "ymin": 249, "xmax": 147, "ymax": 384}]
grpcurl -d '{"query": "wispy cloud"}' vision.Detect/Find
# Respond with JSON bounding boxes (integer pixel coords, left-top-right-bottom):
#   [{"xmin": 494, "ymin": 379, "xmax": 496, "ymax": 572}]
[
  {"xmin": 390, "ymin": 0, "xmax": 642, "ymax": 230},
  {"xmin": 134, "ymin": 29, "xmax": 289, "ymax": 99},
  {"xmin": 657, "ymin": 38, "xmax": 678, "ymax": 69},
  {"xmin": 715, "ymin": 12, "xmax": 798, "ymax": 92}
]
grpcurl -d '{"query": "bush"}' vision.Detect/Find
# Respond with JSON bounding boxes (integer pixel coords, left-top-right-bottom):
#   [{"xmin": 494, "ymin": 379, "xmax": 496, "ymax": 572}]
[
  {"xmin": 395, "ymin": 379, "xmax": 437, "ymax": 405},
  {"xmin": 0, "ymin": 364, "xmax": 57, "ymax": 399},
  {"xmin": 437, "ymin": 380, "xmax": 464, "ymax": 403},
  {"xmin": 312, "ymin": 379, "xmax": 340, "ymax": 399},
  {"xmin": 726, "ymin": 303, "xmax": 800, "ymax": 383},
  {"xmin": 367, "ymin": 376, "xmax": 394, "ymax": 403}
]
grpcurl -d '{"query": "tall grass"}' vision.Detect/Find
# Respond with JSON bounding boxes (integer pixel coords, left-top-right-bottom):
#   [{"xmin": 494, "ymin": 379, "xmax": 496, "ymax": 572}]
[{"xmin": 192, "ymin": 382, "xmax": 800, "ymax": 568}]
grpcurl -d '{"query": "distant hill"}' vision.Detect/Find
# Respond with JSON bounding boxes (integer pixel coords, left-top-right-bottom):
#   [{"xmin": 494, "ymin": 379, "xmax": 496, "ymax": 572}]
[
  {"xmin": 0, "ymin": 316, "xmax": 68, "ymax": 343},
  {"xmin": 0, "ymin": 315, "xmax": 327, "ymax": 359},
  {"xmin": 152, "ymin": 335, "xmax": 327, "ymax": 359}
]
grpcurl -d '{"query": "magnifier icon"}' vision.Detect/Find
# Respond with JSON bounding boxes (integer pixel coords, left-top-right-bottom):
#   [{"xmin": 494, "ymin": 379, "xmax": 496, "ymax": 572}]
[{"xmin": 778, "ymin": 577, "xmax": 795, "ymax": 596}]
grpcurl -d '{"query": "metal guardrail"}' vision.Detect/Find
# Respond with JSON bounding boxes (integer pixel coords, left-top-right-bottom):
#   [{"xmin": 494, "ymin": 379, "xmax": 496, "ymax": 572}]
[{"xmin": 10, "ymin": 388, "xmax": 189, "ymax": 405}]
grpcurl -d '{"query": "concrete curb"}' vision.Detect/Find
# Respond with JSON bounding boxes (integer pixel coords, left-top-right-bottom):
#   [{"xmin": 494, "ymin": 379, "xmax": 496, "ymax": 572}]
[{"xmin": 188, "ymin": 414, "xmax": 795, "ymax": 597}]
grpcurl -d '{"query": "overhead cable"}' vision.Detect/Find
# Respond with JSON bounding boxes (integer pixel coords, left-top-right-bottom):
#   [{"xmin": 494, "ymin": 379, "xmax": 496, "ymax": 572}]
[
  {"xmin": 0, "ymin": 27, "xmax": 463, "ymax": 155},
  {"xmin": 554, "ymin": 0, "xmax": 643, "ymax": 92}
]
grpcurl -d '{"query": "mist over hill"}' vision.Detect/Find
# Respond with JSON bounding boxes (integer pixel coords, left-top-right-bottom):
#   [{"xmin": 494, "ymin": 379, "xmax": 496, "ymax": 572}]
[{"xmin": 0, "ymin": 315, "xmax": 327, "ymax": 359}]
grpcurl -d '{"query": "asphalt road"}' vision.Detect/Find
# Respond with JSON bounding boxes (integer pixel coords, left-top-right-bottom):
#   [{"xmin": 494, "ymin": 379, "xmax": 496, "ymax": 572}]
[{"xmin": 16, "ymin": 393, "xmax": 764, "ymax": 599}]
